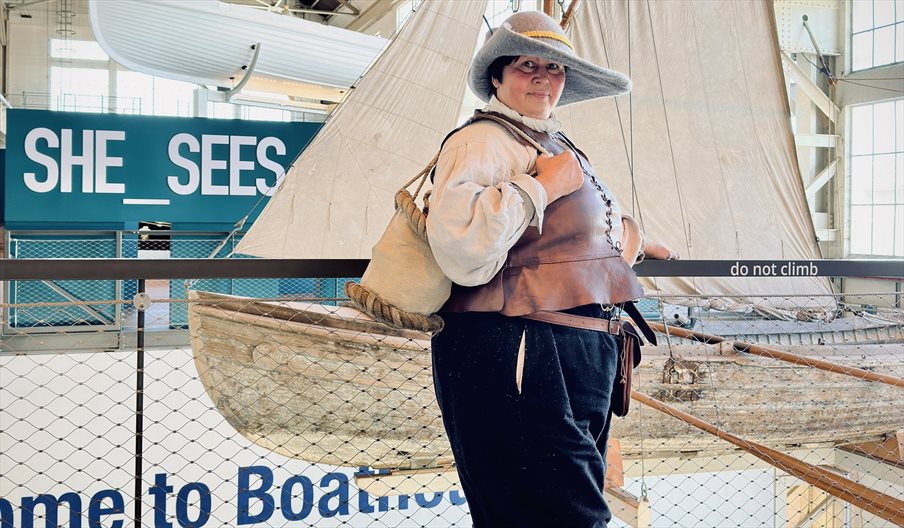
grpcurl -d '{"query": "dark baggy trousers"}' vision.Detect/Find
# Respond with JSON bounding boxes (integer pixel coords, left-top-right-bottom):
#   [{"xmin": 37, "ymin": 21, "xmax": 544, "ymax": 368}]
[{"xmin": 431, "ymin": 304, "xmax": 618, "ymax": 527}]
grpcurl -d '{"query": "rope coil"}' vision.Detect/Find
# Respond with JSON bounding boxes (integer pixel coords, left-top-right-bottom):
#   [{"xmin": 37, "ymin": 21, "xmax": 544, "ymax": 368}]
[
  {"xmin": 345, "ymin": 281, "xmax": 443, "ymax": 333},
  {"xmin": 395, "ymin": 190, "xmax": 428, "ymax": 239}
]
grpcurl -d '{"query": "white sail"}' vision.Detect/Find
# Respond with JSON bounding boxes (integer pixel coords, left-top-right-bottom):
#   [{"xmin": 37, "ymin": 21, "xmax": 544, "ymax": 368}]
[
  {"xmin": 240, "ymin": 0, "xmax": 833, "ymax": 315},
  {"xmin": 236, "ymin": 0, "xmax": 490, "ymax": 259},
  {"xmin": 557, "ymin": 0, "xmax": 834, "ymax": 314}
]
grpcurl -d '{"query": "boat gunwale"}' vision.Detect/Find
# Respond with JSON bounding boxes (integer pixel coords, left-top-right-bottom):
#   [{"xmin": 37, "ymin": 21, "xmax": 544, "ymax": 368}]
[{"xmin": 189, "ymin": 289, "xmax": 432, "ymax": 342}]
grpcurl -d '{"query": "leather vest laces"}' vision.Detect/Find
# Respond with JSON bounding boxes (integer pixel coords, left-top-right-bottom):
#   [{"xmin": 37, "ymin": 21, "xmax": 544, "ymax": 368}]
[{"xmin": 443, "ymin": 111, "xmax": 644, "ymax": 316}]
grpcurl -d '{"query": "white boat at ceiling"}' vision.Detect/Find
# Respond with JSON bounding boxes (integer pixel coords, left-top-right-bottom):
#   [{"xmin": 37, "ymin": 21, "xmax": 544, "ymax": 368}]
[{"xmin": 87, "ymin": 0, "xmax": 387, "ymax": 101}]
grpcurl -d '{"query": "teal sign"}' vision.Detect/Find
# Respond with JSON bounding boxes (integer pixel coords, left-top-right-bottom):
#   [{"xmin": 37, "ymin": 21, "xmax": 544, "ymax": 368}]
[{"xmin": 4, "ymin": 109, "xmax": 320, "ymax": 227}]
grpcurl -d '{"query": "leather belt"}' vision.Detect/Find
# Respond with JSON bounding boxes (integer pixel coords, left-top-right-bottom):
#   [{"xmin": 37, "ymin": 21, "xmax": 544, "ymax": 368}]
[{"xmin": 521, "ymin": 310, "xmax": 622, "ymax": 335}]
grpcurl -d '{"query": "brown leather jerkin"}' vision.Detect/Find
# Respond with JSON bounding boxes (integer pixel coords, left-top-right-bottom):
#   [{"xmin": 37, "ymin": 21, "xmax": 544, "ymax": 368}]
[
  {"xmin": 442, "ymin": 111, "xmax": 644, "ymax": 315},
  {"xmin": 436, "ymin": 111, "xmax": 656, "ymax": 417}
]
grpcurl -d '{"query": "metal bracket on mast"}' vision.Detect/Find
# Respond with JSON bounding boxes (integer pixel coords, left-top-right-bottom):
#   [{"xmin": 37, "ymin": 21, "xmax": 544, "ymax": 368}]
[
  {"xmin": 801, "ymin": 15, "xmax": 837, "ymax": 85},
  {"xmin": 225, "ymin": 42, "xmax": 262, "ymax": 101}
]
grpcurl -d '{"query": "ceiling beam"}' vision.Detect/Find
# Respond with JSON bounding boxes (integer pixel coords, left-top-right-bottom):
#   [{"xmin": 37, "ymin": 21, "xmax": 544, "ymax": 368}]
[
  {"xmin": 344, "ymin": 0, "xmax": 400, "ymax": 32},
  {"xmin": 805, "ymin": 158, "xmax": 838, "ymax": 199},
  {"xmin": 334, "ymin": 0, "xmax": 359, "ymax": 16},
  {"xmin": 4, "ymin": 0, "xmax": 54, "ymax": 9},
  {"xmin": 781, "ymin": 51, "xmax": 839, "ymax": 123},
  {"xmin": 795, "ymin": 133, "xmax": 838, "ymax": 148}
]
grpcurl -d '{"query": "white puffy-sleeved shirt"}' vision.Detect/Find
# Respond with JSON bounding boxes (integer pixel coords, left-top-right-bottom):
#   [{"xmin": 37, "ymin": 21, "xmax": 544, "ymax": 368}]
[{"xmin": 426, "ymin": 98, "xmax": 623, "ymax": 287}]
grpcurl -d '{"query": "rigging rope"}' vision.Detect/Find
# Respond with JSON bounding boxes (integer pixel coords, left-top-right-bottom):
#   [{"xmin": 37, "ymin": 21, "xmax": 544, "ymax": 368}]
[
  {"xmin": 643, "ymin": 0, "xmax": 693, "ymax": 270},
  {"xmin": 836, "ymin": 78, "xmax": 904, "ymax": 94},
  {"xmin": 800, "ymin": 54, "xmax": 904, "ymax": 93}
]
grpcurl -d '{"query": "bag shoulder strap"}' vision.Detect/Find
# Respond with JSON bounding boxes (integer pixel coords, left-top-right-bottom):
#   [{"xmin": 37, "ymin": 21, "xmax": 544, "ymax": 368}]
[
  {"xmin": 428, "ymin": 112, "xmax": 550, "ymax": 184},
  {"xmin": 470, "ymin": 111, "xmax": 551, "ymax": 156},
  {"xmin": 554, "ymin": 130, "xmax": 590, "ymax": 161},
  {"xmin": 427, "ymin": 119, "xmax": 478, "ymax": 185},
  {"xmin": 404, "ymin": 112, "xmax": 549, "ymax": 217},
  {"xmin": 406, "ymin": 118, "xmax": 478, "ymax": 193}
]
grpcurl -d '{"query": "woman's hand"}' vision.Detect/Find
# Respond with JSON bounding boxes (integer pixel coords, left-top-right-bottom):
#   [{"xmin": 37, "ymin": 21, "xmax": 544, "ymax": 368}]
[
  {"xmin": 534, "ymin": 151, "xmax": 583, "ymax": 204},
  {"xmin": 643, "ymin": 241, "xmax": 680, "ymax": 260}
]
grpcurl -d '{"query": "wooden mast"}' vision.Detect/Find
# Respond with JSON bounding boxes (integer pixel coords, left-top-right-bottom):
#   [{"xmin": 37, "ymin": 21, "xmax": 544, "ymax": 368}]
[
  {"xmin": 542, "ymin": 0, "xmax": 555, "ymax": 17},
  {"xmin": 559, "ymin": 0, "xmax": 580, "ymax": 29},
  {"xmin": 633, "ymin": 391, "xmax": 904, "ymax": 525}
]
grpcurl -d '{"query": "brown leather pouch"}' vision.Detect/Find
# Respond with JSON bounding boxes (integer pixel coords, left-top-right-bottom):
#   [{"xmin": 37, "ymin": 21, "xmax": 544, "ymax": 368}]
[
  {"xmin": 611, "ymin": 320, "xmax": 642, "ymax": 417},
  {"xmin": 519, "ymin": 301, "xmax": 652, "ymax": 418}
]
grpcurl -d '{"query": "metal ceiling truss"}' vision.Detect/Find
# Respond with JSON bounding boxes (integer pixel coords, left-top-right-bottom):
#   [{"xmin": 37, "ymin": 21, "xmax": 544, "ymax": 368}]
[
  {"xmin": 3, "ymin": 0, "xmax": 55, "ymax": 9},
  {"xmin": 250, "ymin": 0, "xmax": 360, "ymax": 18}
]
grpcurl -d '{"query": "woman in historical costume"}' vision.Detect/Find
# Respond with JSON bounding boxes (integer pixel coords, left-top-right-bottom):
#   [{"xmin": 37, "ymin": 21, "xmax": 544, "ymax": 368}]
[{"xmin": 426, "ymin": 10, "xmax": 674, "ymax": 527}]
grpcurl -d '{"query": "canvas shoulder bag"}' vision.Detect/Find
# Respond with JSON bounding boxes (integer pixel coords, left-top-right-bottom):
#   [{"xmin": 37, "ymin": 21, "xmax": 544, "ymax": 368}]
[
  {"xmin": 345, "ymin": 114, "xmax": 547, "ymax": 333},
  {"xmin": 344, "ymin": 151, "xmax": 449, "ymax": 333}
]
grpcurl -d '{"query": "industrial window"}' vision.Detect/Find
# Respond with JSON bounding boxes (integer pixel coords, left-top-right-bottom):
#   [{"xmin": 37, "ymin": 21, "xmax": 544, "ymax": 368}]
[
  {"xmin": 242, "ymin": 105, "xmax": 293, "ymax": 122},
  {"xmin": 485, "ymin": 0, "xmax": 541, "ymax": 27},
  {"xmin": 49, "ymin": 65, "xmax": 110, "ymax": 113},
  {"xmin": 115, "ymin": 70, "xmax": 195, "ymax": 117},
  {"xmin": 848, "ymin": 98, "xmax": 904, "ymax": 256},
  {"xmin": 850, "ymin": 0, "xmax": 904, "ymax": 71},
  {"xmin": 204, "ymin": 100, "xmax": 294, "ymax": 122},
  {"xmin": 234, "ymin": 90, "xmax": 293, "ymax": 122},
  {"xmin": 49, "ymin": 38, "xmax": 111, "ymax": 113},
  {"xmin": 392, "ymin": 0, "xmax": 541, "ymax": 30},
  {"xmin": 207, "ymin": 101, "xmax": 239, "ymax": 119},
  {"xmin": 49, "ymin": 38, "xmax": 109, "ymax": 61},
  {"xmin": 395, "ymin": 0, "xmax": 422, "ymax": 29},
  {"xmin": 397, "ymin": 1, "xmax": 542, "ymax": 32}
]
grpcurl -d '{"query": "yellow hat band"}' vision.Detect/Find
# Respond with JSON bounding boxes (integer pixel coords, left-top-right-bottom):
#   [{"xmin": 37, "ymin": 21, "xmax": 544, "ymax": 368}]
[{"xmin": 519, "ymin": 30, "xmax": 574, "ymax": 51}]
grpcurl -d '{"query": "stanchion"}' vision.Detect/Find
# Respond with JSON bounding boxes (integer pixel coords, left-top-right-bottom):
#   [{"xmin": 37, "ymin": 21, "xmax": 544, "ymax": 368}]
[{"xmin": 133, "ymin": 279, "xmax": 148, "ymax": 527}]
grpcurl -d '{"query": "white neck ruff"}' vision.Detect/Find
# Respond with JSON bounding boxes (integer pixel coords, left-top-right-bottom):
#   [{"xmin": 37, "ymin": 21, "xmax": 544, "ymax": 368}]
[{"xmin": 484, "ymin": 96, "xmax": 562, "ymax": 133}]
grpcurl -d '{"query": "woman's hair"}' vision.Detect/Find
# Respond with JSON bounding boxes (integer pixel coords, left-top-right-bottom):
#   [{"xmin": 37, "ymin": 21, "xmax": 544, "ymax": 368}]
[{"xmin": 487, "ymin": 55, "xmax": 519, "ymax": 95}]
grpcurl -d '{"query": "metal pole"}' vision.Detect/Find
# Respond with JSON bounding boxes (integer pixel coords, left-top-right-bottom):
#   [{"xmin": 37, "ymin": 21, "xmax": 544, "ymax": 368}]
[
  {"xmin": 801, "ymin": 15, "xmax": 837, "ymax": 84},
  {"xmin": 133, "ymin": 278, "xmax": 146, "ymax": 527},
  {"xmin": 115, "ymin": 231, "xmax": 123, "ymax": 346}
]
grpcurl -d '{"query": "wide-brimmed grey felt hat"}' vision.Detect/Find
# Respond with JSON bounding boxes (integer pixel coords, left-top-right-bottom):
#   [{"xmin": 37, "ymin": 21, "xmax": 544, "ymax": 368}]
[{"xmin": 468, "ymin": 10, "xmax": 631, "ymax": 106}]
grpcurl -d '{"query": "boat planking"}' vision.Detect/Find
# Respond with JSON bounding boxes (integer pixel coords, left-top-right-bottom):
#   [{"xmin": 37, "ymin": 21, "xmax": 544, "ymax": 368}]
[{"xmin": 189, "ymin": 291, "xmax": 904, "ymax": 469}]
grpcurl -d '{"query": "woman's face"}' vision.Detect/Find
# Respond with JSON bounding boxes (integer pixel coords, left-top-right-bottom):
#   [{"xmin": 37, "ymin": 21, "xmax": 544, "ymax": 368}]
[{"xmin": 494, "ymin": 55, "xmax": 566, "ymax": 119}]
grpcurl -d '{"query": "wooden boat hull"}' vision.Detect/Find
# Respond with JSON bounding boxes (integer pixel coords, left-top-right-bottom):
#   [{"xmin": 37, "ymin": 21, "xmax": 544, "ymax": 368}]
[{"xmin": 188, "ymin": 292, "xmax": 904, "ymax": 469}]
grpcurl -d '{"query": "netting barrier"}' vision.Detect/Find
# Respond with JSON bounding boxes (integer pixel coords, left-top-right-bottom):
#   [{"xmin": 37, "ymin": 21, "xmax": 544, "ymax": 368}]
[{"xmin": 1, "ymin": 277, "xmax": 903, "ymax": 527}]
